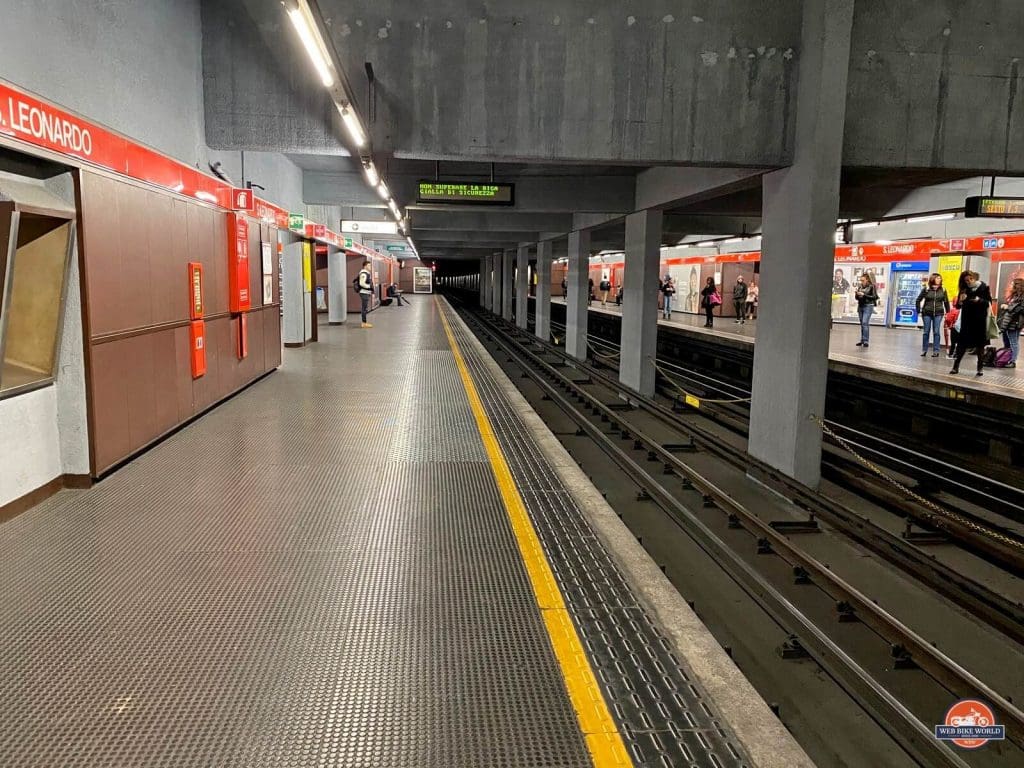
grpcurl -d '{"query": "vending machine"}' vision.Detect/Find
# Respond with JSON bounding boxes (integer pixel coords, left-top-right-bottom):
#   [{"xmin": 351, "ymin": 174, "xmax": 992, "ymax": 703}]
[{"xmin": 890, "ymin": 261, "xmax": 930, "ymax": 327}]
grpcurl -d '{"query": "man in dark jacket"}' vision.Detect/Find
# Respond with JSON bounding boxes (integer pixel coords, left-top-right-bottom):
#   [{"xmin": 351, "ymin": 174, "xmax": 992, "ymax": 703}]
[{"xmin": 732, "ymin": 276, "xmax": 749, "ymax": 324}]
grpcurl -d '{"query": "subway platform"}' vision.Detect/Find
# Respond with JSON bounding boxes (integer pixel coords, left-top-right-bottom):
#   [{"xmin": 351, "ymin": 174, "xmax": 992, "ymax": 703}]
[
  {"xmin": 0, "ymin": 297, "xmax": 808, "ymax": 768},
  {"xmin": 550, "ymin": 297, "xmax": 1024, "ymax": 406}
]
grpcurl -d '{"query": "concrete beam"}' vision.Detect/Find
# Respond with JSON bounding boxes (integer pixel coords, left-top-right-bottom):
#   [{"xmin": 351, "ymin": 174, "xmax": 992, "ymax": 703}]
[
  {"xmin": 619, "ymin": 210, "xmax": 663, "ymax": 396},
  {"xmin": 635, "ymin": 167, "xmax": 765, "ymax": 211},
  {"xmin": 304, "ymin": 172, "xmax": 635, "ymax": 212},
  {"xmin": 411, "ymin": 210, "xmax": 572, "ymax": 232},
  {"xmin": 501, "ymin": 250, "xmax": 515, "ymax": 321},
  {"xmin": 415, "ymin": 230, "xmax": 540, "ymax": 244}
]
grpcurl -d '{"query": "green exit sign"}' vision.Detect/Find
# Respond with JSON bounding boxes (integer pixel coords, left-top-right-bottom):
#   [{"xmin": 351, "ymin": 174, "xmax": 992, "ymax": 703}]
[
  {"xmin": 288, "ymin": 213, "xmax": 305, "ymax": 230},
  {"xmin": 417, "ymin": 180, "xmax": 515, "ymax": 205},
  {"xmin": 386, "ymin": 244, "xmax": 407, "ymax": 252}
]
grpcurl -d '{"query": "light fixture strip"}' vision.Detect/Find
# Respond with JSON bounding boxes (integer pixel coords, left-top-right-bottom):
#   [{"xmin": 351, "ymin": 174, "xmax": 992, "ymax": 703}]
[{"xmin": 287, "ymin": 7, "xmax": 334, "ymax": 88}]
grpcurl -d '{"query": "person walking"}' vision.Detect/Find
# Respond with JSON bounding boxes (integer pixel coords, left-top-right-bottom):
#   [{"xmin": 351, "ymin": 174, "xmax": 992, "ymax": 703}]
[
  {"xmin": 746, "ymin": 281, "xmax": 759, "ymax": 320},
  {"xmin": 661, "ymin": 276, "xmax": 676, "ymax": 319},
  {"xmin": 700, "ymin": 277, "xmax": 719, "ymax": 328},
  {"xmin": 950, "ymin": 271, "xmax": 993, "ymax": 376},
  {"xmin": 357, "ymin": 259, "xmax": 374, "ymax": 328},
  {"xmin": 998, "ymin": 277, "xmax": 1024, "ymax": 368},
  {"xmin": 732, "ymin": 276, "xmax": 749, "ymax": 324},
  {"xmin": 854, "ymin": 272, "xmax": 878, "ymax": 347},
  {"xmin": 599, "ymin": 277, "xmax": 611, "ymax": 306},
  {"xmin": 915, "ymin": 273, "xmax": 950, "ymax": 357}
]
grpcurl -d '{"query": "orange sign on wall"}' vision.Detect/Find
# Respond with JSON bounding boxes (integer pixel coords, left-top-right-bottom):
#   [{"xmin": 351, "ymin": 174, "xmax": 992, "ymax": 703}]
[
  {"xmin": 188, "ymin": 261, "xmax": 204, "ymax": 320},
  {"xmin": 227, "ymin": 213, "xmax": 251, "ymax": 313},
  {"xmin": 190, "ymin": 320, "xmax": 207, "ymax": 379}
]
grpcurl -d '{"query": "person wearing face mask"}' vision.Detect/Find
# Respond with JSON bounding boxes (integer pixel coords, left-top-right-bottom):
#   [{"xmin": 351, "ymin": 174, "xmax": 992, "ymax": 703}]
[{"xmin": 950, "ymin": 271, "xmax": 993, "ymax": 376}]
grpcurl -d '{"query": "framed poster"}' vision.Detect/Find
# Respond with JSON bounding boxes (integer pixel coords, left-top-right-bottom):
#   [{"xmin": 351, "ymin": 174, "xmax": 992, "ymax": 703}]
[
  {"xmin": 996, "ymin": 261, "xmax": 1024, "ymax": 302},
  {"xmin": 413, "ymin": 267, "xmax": 433, "ymax": 294}
]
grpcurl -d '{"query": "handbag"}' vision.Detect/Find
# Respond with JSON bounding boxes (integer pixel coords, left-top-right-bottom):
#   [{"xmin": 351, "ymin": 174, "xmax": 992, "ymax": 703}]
[
  {"xmin": 710, "ymin": 291, "xmax": 722, "ymax": 306},
  {"xmin": 986, "ymin": 312, "xmax": 999, "ymax": 340}
]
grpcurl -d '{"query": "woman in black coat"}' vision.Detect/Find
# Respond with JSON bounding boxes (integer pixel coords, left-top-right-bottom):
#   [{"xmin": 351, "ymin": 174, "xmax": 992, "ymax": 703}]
[{"xmin": 951, "ymin": 270, "xmax": 993, "ymax": 376}]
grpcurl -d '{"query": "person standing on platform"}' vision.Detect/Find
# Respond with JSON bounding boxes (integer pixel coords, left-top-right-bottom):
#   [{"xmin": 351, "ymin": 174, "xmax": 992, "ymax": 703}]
[
  {"xmin": 616, "ymin": 281, "xmax": 623, "ymax": 306},
  {"xmin": 746, "ymin": 281, "xmax": 759, "ymax": 320},
  {"xmin": 700, "ymin": 277, "xmax": 720, "ymax": 328},
  {"xmin": 599, "ymin": 277, "xmax": 611, "ymax": 306},
  {"xmin": 358, "ymin": 260, "xmax": 374, "ymax": 328},
  {"xmin": 661, "ymin": 276, "xmax": 676, "ymax": 319},
  {"xmin": 588, "ymin": 277, "xmax": 594, "ymax": 306},
  {"xmin": 915, "ymin": 273, "xmax": 950, "ymax": 357},
  {"xmin": 561, "ymin": 277, "xmax": 567, "ymax": 298},
  {"xmin": 732, "ymin": 276, "xmax": 749, "ymax": 324},
  {"xmin": 854, "ymin": 273, "xmax": 878, "ymax": 348},
  {"xmin": 950, "ymin": 271, "xmax": 993, "ymax": 376},
  {"xmin": 998, "ymin": 277, "xmax": 1024, "ymax": 368}
]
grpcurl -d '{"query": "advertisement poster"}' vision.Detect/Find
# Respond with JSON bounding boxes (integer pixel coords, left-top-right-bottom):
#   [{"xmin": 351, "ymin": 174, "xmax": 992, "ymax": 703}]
[
  {"xmin": 261, "ymin": 242, "xmax": 274, "ymax": 304},
  {"xmin": 996, "ymin": 261, "xmax": 1024, "ymax": 301},
  {"xmin": 937, "ymin": 254, "xmax": 964, "ymax": 301},
  {"xmin": 413, "ymin": 267, "xmax": 433, "ymax": 294},
  {"xmin": 891, "ymin": 263, "xmax": 929, "ymax": 326},
  {"xmin": 302, "ymin": 242, "xmax": 312, "ymax": 294},
  {"xmin": 832, "ymin": 262, "xmax": 888, "ymax": 325}
]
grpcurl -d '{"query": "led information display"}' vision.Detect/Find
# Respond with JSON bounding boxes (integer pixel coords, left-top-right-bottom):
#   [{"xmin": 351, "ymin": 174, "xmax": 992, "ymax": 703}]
[
  {"xmin": 417, "ymin": 181, "xmax": 514, "ymax": 205},
  {"xmin": 965, "ymin": 196, "xmax": 1024, "ymax": 218}
]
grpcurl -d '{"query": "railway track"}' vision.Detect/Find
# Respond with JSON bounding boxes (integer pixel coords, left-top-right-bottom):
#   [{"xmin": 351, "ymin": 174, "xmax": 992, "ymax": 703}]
[{"xmin": 450, "ymin": 295, "xmax": 1024, "ymax": 768}]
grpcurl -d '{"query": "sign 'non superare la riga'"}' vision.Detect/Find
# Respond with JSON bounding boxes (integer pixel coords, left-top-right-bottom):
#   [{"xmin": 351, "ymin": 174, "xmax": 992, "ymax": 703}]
[{"xmin": 417, "ymin": 181, "xmax": 515, "ymax": 205}]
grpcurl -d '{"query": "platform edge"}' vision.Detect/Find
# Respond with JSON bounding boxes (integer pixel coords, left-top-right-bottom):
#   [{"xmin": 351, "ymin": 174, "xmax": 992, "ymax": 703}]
[{"xmin": 448, "ymin": 299, "xmax": 818, "ymax": 768}]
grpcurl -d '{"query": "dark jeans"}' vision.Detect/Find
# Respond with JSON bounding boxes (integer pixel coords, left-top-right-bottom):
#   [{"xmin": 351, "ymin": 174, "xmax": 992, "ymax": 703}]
[
  {"xmin": 704, "ymin": 306, "xmax": 714, "ymax": 326},
  {"xmin": 360, "ymin": 292, "xmax": 370, "ymax": 323},
  {"xmin": 734, "ymin": 300, "xmax": 746, "ymax": 321},
  {"xmin": 858, "ymin": 305, "xmax": 873, "ymax": 343},
  {"xmin": 953, "ymin": 340, "xmax": 983, "ymax": 371},
  {"xmin": 921, "ymin": 314, "xmax": 942, "ymax": 352}
]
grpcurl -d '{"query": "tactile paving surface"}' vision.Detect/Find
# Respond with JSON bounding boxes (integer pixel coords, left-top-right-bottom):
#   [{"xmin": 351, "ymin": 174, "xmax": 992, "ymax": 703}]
[
  {"xmin": 444, "ymin": 302, "xmax": 749, "ymax": 768},
  {"xmin": 0, "ymin": 300, "xmax": 590, "ymax": 768}
]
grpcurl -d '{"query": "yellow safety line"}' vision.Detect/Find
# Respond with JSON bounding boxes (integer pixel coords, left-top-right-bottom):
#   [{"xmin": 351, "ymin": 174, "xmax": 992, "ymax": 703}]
[{"xmin": 435, "ymin": 297, "xmax": 632, "ymax": 768}]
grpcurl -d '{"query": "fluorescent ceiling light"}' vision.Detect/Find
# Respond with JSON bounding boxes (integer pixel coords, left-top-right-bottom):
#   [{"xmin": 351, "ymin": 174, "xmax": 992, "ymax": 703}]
[
  {"xmin": 904, "ymin": 213, "xmax": 956, "ymax": 224},
  {"xmin": 363, "ymin": 162, "xmax": 379, "ymax": 187},
  {"xmin": 695, "ymin": 241, "xmax": 716, "ymax": 247},
  {"xmin": 850, "ymin": 221, "xmax": 879, "ymax": 230},
  {"xmin": 376, "ymin": 182, "xmax": 390, "ymax": 200},
  {"xmin": 388, "ymin": 199, "xmax": 401, "ymax": 218},
  {"xmin": 339, "ymin": 105, "xmax": 367, "ymax": 148},
  {"xmin": 722, "ymin": 237, "xmax": 743, "ymax": 244},
  {"xmin": 835, "ymin": 231, "xmax": 845, "ymax": 243},
  {"xmin": 874, "ymin": 239, "xmax": 893, "ymax": 245},
  {"xmin": 288, "ymin": 8, "xmax": 334, "ymax": 88}
]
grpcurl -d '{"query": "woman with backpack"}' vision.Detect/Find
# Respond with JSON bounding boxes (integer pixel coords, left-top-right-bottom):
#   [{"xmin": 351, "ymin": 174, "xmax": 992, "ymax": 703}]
[
  {"xmin": 950, "ymin": 270, "xmax": 993, "ymax": 376},
  {"xmin": 915, "ymin": 273, "xmax": 950, "ymax": 357},
  {"xmin": 998, "ymin": 277, "xmax": 1024, "ymax": 368},
  {"xmin": 700, "ymin": 277, "xmax": 720, "ymax": 328},
  {"xmin": 853, "ymin": 272, "xmax": 878, "ymax": 348}
]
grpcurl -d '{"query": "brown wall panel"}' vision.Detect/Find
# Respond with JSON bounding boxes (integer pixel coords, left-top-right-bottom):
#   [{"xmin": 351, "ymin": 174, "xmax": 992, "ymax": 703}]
[
  {"xmin": 173, "ymin": 325, "xmax": 194, "ymax": 423},
  {"xmin": 116, "ymin": 183, "xmax": 153, "ymax": 331},
  {"xmin": 147, "ymin": 192, "xmax": 178, "ymax": 325},
  {"xmin": 121, "ymin": 334, "xmax": 158, "ymax": 453},
  {"xmin": 88, "ymin": 341, "xmax": 131, "ymax": 473},
  {"xmin": 79, "ymin": 170, "xmax": 283, "ymax": 476},
  {"xmin": 151, "ymin": 328, "xmax": 181, "ymax": 438},
  {"xmin": 80, "ymin": 173, "xmax": 122, "ymax": 336}
]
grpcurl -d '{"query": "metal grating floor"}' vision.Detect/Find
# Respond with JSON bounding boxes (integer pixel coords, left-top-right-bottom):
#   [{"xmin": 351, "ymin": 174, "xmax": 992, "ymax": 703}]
[
  {"xmin": 443, "ymin": 301, "xmax": 748, "ymax": 768},
  {"xmin": 0, "ymin": 300, "xmax": 591, "ymax": 767}
]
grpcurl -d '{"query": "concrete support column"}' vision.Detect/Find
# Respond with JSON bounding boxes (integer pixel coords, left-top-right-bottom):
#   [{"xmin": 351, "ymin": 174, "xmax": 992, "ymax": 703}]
[
  {"xmin": 326, "ymin": 247, "xmax": 347, "ymax": 325},
  {"xmin": 748, "ymin": 0, "xmax": 854, "ymax": 489},
  {"xmin": 565, "ymin": 230, "xmax": 591, "ymax": 360},
  {"xmin": 535, "ymin": 240, "xmax": 552, "ymax": 342},
  {"xmin": 501, "ymin": 249, "xmax": 515, "ymax": 321},
  {"xmin": 515, "ymin": 245, "xmax": 530, "ymax": 329},
  {"xmin": 282, "ymin": 241, "xmax": 307, "ymax": 346},
  {"xmin": 619, "ymin": 210, "xmax": 663, "ymax": 396},
  {"xmin": 479, "ymin": 256, "xmax": 489, "ymax": 307},
  {"xmin": 491, "ymin": 254, "xmax": 501, "ymax": 313}
]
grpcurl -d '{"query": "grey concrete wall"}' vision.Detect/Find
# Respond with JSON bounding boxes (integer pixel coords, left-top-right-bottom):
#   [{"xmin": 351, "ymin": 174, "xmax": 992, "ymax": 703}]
[
  {"xmin": 315, "ymin": 0, "xmax": 802, "ymax": 165},
  {"xmin": 0, "ymin": 0, "xmax": 208, "ymax": 166},
  {"xmin": 202, "ymin": 0, "xmax": 345, "ymax": 155},
  {"xmin": 212, "ymin": 151, "xmax": 306, "ymax": 214},
  {"xmin": 845, "ymin": 0, "xmax": 1024, "ymax": 172}
]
